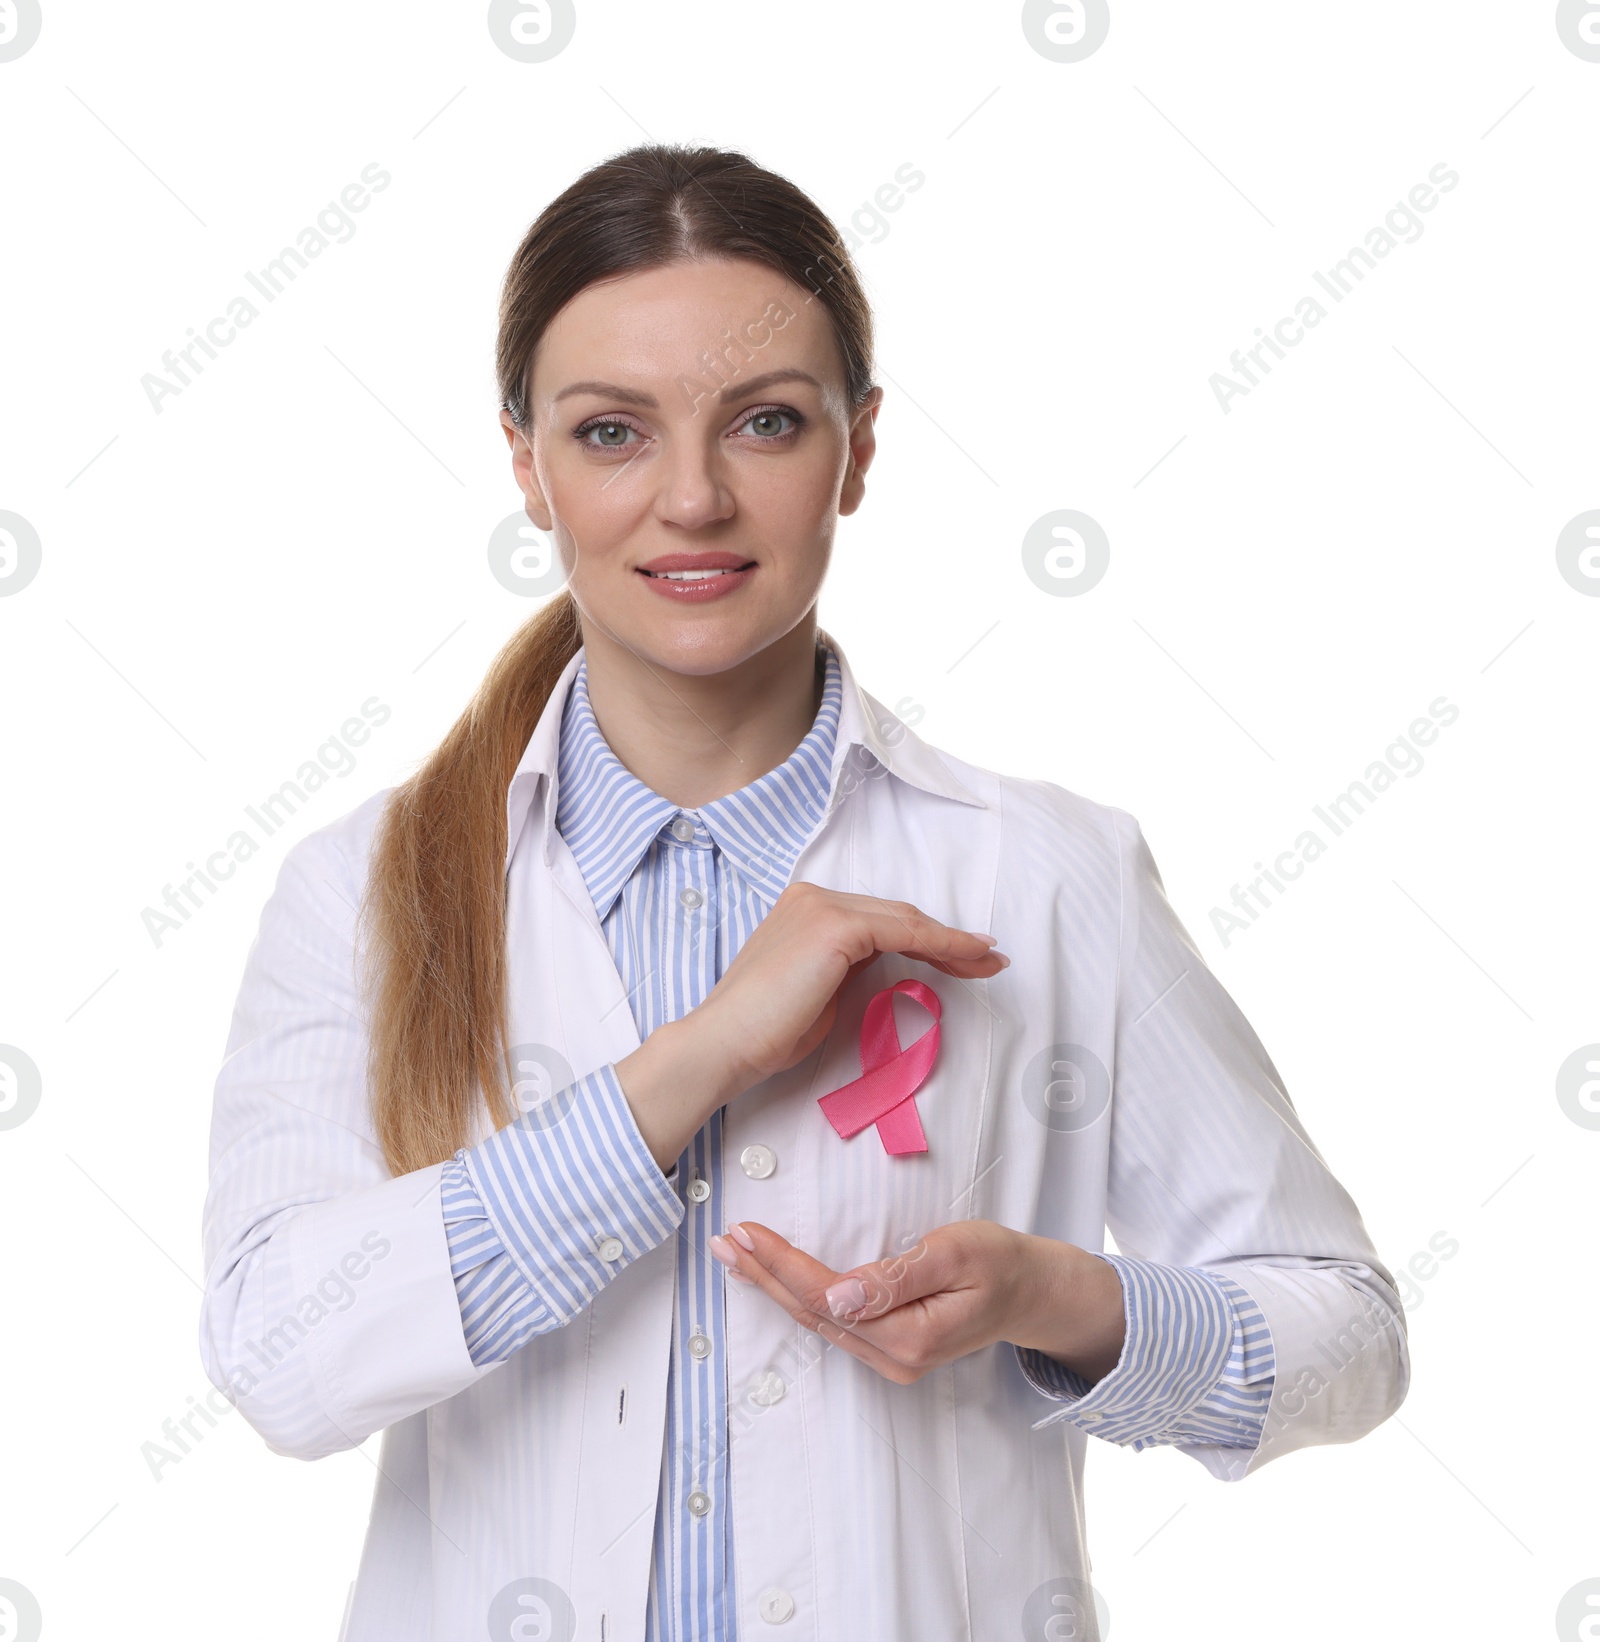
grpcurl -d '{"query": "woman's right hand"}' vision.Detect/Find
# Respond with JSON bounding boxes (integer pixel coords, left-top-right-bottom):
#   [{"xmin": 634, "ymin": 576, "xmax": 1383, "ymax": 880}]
[
  {"xmin": 615, "ymin": 882, "xmax": 1008, "ymax": 1173},
  {"xmin": 693, "ymin": 882, "xmax": 1006, "ymax": 1091}
]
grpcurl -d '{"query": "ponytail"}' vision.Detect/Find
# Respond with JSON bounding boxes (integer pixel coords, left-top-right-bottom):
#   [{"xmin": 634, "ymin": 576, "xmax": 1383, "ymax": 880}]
[{"xmin": 360, "ymin": 592, "xmax": 581, "ymax": 1175}]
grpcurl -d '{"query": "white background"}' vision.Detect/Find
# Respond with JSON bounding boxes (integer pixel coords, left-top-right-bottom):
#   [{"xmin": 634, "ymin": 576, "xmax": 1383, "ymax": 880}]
[{"xmin": 2, "ymin": 2, "xmax": 1597, "ymax": 1638}]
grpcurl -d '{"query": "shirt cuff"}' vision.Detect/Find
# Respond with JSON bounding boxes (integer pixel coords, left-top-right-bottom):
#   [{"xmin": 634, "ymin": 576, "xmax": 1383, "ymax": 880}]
[
  {"xmin": 1013, "ymin": 1253, "xmax": 1272, "ymax": 1451},
  {"xmin": 440, "ymin": 1062, "xmax": 686, "ymax": 1361},
  {"xmin": 440, "ymin": 1155, "xmax": 550, "ymax": 1365},
  {"xmin": 1178, "ymin": 1270, "xmax": 1276, "ymax": 1451}
]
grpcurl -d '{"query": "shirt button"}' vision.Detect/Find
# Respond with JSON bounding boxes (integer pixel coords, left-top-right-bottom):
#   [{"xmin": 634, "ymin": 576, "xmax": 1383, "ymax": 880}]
[
  {"xmin": 686, "ymin": 1175, "xmax": 711, "ymax": 1204},
  {"xmin": 686, "ymin": 1490, "xmax": 711, "ymax": 1518},
  {"xmin": 758, "ymin": 1587, "xmax": 796, "ymax": 1624},
  {"xmin": 671, "ymin": 816, "xmax": 696, "ymax": 841},
  {"xmin": 688, "ymin": 1332, "xmax": 712, "ymax": 1360},
  {"xmin": 740, "ymin": 1143, "xmax": 777, "ymax": 1180},
  {"xmin": 595, "ymin": 1236, "xmax": 624, "ymax": 1263},
  {"xmin": 747, "ymin": 1370, "xmax": 786, "ymax": 1406},
  {"xmin": 679, "ymin": 886, "xmax": 704, "ymax": 909}
]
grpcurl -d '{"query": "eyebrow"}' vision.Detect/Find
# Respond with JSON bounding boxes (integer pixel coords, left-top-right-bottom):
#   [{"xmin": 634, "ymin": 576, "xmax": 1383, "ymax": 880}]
[
  {"xmin": 552, "ymin": 380, "xmax": 659, "ymax": 407},
  {"xmin": 549, "ymin": 367, "xmax": 824, "ymax": 410},
  {"xmin": 719, "ymin": 369, "xmax": 822, "ymax": 403}
]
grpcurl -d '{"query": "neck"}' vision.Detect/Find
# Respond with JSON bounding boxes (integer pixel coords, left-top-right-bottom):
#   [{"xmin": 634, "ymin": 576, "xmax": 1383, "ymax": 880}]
[{"xmin": 578, "ymin": 616, "xmax": 826, "ymax": 807}]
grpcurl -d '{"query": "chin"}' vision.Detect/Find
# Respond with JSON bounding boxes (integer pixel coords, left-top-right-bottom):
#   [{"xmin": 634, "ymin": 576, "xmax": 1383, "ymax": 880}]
[{"xmin": 626, "ymin": 614, "xmax": 795, "ymax": 677}]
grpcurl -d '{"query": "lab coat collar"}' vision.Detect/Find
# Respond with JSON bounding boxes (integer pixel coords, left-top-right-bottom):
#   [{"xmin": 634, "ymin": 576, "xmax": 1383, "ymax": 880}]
[{"xmin": 502, "ymin": 623, "xmax": 987, "ymax": 875}]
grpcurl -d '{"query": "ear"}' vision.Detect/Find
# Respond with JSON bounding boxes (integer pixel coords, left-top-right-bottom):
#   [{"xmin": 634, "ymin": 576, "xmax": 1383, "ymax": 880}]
[
  {"xmin": 500, "ymin": 408, "xmax": 554, "ymax": 532},
  {"xmin": 837, "ymin": 386, "xmax": 883, "ymax": 518}
]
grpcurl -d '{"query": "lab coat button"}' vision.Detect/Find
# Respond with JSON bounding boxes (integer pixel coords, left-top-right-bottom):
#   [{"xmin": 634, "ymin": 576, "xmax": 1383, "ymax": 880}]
[
  {"xmin": 740, "ymin": 1143, "xmax": 777, "ymax": 1179},
  {"xmin": 686, "ymin": 1490, "xmax": 711, "ymax": 1517},
  {"xmin": 687, "ymin": 1175, "xmax": 711, "ymax": 1204},
  {"xmin": 671, "ymin": 816, "xmax": 696, "ymax": 841},
  {"xmin": 679, "ymin": 886, "xmax": 704, "ymax": 909},
  {"xmin": 596, "ymin": 1236, "xmax": 624, "ymax": 1263},
  {"xmin": 757, "ymin": 1587, "xmax": 795, "ymax": 1623},
  {"xmin": 688, "ymin": 1332, "xmax": 712, "ymax": 1360},
  {"xmin": 747, "ymin": 1370, "xmax": 786, "ymax": 1406}
]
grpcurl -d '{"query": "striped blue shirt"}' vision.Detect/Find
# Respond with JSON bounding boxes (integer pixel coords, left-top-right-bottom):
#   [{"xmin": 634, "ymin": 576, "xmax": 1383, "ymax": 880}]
[{"xmin": 438, "ymin": 639, "xmax": 1274, "ymax": 1637}]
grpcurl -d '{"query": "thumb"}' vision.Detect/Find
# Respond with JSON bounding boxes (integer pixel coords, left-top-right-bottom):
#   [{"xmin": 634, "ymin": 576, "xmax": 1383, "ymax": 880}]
[{"xmin": 824, "ymin": 1235, "xmax": 946, "ymax": 1323}]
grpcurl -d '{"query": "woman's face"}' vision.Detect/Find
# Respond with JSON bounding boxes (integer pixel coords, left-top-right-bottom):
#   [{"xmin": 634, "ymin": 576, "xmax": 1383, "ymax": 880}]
[{"xmin": 503, "ymin": 257, "xmax": 880, "ymax": 676}]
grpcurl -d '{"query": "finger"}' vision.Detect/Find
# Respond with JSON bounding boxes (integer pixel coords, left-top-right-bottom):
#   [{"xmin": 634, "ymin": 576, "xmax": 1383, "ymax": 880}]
[
  {"xmin": 820, "ymin": 892, "xmax": 1006, "ymax": 973},
  {"xmin": 819, "ymin": 1234, "xmax": 951, "ymax": 1324},
  {"xmin": 723, "ymin": 1222, "xmax": 965, "ymax": 1383},
  {"xmin": 809, "ymin": 1313, "xmax": 911, "ymax": 1378},
  {"xmin": 816, "ymin": 1242, "xmax": 978, "ymax": 1371},
  {"xmin": 841, "ymin": 951, "xmax": 884, "ymax": 987},
  {"xmin": 717, "ymin": 1240, "xmax": 817, "ymax": 1326},
  {"xmin": 716, "ymin": 1221, "xmax": 840, "ymax": 1315},
  {"xmin": 727, "ymin": 1221, "xmax": 947, "ymax": 1335},
  {"xmin": 854, "ymin": 903, "xmax": 1008, "ymax": 977},
  {"xmin": 921, "ymin": 952, "xmax": 1009, "ymax": 979},
  {"xmin": 706, "ymin": 1221, "xmax": 827, "ymax": 1320},
  {"xmin": 840, "ymin": 945, "xmax": 994, "ymax": 986},
  {"xmin": 710, "ymin": 1225, "xmax": 914, "ymax": 1380}
]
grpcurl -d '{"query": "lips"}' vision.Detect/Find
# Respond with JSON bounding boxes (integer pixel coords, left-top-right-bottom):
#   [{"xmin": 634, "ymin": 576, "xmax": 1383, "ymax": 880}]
[
  {"xmin": 641, "ymin": 566, "xmax": 749, "ymax": 581},
  {"xmin": 635, "ymin": 552, "xmax": 757, "ymax": 603},
  {"xmin": 637, "ymin": 552, "xmax": 756, "ymax": 578}
]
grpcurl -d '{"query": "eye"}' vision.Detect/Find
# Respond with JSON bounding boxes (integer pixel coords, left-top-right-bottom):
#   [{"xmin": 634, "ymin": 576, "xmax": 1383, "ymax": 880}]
[
  {"xmin": 734, "ymin": 407, "xmax": 801, "ymax": 440},
  {"xmin": 578, "ymin": 419, "xmax": 639, "ymax": 449}
]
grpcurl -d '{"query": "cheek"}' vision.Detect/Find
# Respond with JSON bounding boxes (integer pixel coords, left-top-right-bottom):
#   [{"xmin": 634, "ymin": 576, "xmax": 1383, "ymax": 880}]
[
  {"xmin": 539, "ymin": 446, "xmax": 648, "ymax": 548},
  {"xmin": 739, "ymin": 441, "xmax": 847, "ymax": 538}
]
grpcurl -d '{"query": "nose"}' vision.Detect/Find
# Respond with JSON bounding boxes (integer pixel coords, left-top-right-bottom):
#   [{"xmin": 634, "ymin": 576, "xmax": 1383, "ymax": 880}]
[{"xmin": 653, "ymin": 436, "xmax": 735, "ymax": 532}]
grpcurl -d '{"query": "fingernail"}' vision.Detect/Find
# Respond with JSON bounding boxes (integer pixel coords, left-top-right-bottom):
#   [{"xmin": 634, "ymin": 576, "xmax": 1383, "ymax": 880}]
[
  {"xmin": 976, "ymin": 933, "xmax": 999, "ymax": 945},
  {"xmin": 710, "ymin": 1233, "xmax": 757, "ymax": 1284},
  {"xmin": 825, "ymin": 1277, "xmax": 868, "ymax": 1319},
  {"xmin": 729, "ymin": 1224, "xmax": 756, "ymax": 1252},
  {"xmin": 993, "ymin": 952, "xmax": 1010, "ymax": 968}
]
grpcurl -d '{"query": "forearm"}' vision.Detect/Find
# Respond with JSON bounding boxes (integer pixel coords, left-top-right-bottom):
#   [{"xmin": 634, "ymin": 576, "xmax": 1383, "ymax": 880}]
[
  {"xmin": 1010, "ymin": 1243, "xmax": 1279, "ymax": 1460},
  {"xmin": 442, "ymin": 1062, "xmax": 688, "ymax": 1365},
  {"xmin": 1005, "ymin": 1231, "xmax": 1127, "ymax": 1383},
  {"xmin": 614, "ymin": 1011, "xmax": 750, "ymax": 1172}
]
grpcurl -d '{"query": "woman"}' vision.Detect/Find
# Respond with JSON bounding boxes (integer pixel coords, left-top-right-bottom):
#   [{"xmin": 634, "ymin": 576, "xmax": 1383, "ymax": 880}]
[{"xmin": 200, "ymin": 145, "xmax": 1408, "ymax": 1642}]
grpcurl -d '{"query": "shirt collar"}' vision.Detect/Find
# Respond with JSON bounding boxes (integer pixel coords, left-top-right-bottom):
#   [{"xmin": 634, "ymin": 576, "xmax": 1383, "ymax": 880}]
[
  {"xmin": 503, "ymin": 625, "xmax": 986, "ymax": 880},
  {"xmin": 555, "ymin": 643, "xmax": 842, "ymax": 921}
]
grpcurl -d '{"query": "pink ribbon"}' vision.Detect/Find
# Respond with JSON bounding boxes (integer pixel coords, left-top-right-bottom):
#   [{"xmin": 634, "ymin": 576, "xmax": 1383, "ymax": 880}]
[{"xmin": 816, "ymin": 979, "xmax": 942, "ymax": 1155}]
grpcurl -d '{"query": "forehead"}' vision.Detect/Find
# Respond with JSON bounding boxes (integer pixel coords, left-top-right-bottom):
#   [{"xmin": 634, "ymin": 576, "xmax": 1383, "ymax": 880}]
[{"xmin": 531, "ymin": 257, "xmax": 843, "ymax": 398}]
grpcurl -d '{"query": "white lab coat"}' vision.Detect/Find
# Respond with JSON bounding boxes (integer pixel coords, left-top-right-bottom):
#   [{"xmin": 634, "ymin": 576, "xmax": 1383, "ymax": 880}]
[{"xmin": 200, "ymin": 633, "xmax": 1408, "ymax": 1642}]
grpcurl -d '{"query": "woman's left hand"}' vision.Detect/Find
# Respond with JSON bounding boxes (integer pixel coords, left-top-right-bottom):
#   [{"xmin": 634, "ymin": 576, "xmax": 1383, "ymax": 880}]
[{"xmin": 708, "ymin": 1219, "xmax": 1127, "ymax": 1386}]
